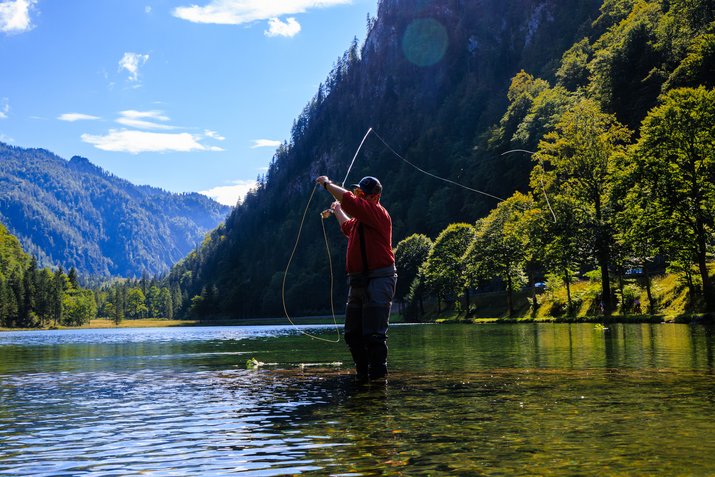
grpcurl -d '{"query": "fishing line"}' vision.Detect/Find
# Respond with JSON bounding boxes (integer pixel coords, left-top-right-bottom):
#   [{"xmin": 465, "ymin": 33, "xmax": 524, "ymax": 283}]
[
  {"xmin": 282, "ymin": 129, "xmax": 544, "ymax": 342},
  {"xmin": 501, "ymin": 149, "xmax": 557, "ymax": 222},
  {"xmin": 281, "ymin": 183, "xmax": 340, "ymax": 343},
  {"xmin": 354, "ymin": 128, "xmax": 508, "ymax": 203}
]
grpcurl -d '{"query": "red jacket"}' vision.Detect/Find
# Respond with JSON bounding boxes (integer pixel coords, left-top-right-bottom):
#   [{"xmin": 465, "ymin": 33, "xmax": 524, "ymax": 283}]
[{"xmin": 340, "ymin": 191, "xmax": 395, "ymax": 274}]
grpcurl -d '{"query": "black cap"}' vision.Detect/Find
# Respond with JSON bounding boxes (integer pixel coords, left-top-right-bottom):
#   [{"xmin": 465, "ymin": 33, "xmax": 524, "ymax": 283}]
[{"xmin": 350, "ymin": 176, "xmax": 382, "ymax": 195}]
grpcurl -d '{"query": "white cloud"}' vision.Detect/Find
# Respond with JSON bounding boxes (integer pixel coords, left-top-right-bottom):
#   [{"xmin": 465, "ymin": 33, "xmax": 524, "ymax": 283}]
[
  {"xmin": 204, "ymin": 129, "xmax": 225, "ymax": 141},
  {"xmin": 145, "ymin": 6, "xmax": 152, "ymax": 14},
  {"xmin": 58, "ymin": 112, "xmax": 101, "ymax": 122},
  {"xmin": 0, "ymin": 133, "xmax": 13, "ymax": 143},
  {"xmin": 81, "ymin": 129, "xmax": 224, "ymax": 154},
  {"xmin": 116, "ymin": 109, "xmax": 174, "ymax": 130},
  {"xmin": 200, "ymin": 179, "xmax": 258, "ymax": 206},
  {"xmin": 120, "ymin": 110, "xmax": 169, "ymax": 121},
  {"xmin": 251, "ymin": 138, "xmax": 281, "ymax": 149},
  {"xmin": 80, "ymin": 110, "xmax": 224, "ymax": 154},
  {"xmin": 173, "ymin": 0, "xmax": 350, "ymax": 25},
  {"xmin": 118, "ymin": 52, "xmax": 149, "ymax": 81},
  {"xmin": 265, "ymin": 17, "xmax": 300, "ymax": 37},
  {"xmin": 0, "ymin": 98, "xmax": 8, "ymax": 119},
  {"xmin": 0, "ymin": 0, "xmax": 36, "ymax": 34}
]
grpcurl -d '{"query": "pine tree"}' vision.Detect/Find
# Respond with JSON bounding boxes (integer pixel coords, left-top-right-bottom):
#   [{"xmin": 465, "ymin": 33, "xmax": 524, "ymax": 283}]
[
  {"xmin": 68, "ymin": 267, "xmax": 79, "ymax": 289},
  {"xmin": 51, "ymin": 270, "xmax": 66, "ymax": 327}
]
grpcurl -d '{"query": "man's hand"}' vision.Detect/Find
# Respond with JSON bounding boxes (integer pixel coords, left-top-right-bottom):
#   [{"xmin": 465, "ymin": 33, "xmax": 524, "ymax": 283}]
[
  {"xmin": 316, "ymin": 175, "xmax": 347, "ymax": 204},
  {"xmin": 330, "ymin": 201, "xmax": 342, "ymax": 213}
]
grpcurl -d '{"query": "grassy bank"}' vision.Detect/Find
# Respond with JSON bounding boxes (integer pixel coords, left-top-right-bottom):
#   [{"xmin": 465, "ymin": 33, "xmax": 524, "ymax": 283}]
[{"xmin": 422, "ymin": 266, "xmax": 715, "ymax": 325}]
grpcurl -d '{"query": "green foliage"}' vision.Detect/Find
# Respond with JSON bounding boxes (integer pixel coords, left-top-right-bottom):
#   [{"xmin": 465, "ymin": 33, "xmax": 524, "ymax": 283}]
[
  {"xmin": 488, "ymin": 71, "xmax": 551, "ymax": 150},
  {"xmin": 0, "ymin": 221, "xmax": 29, "ymax": 276},
  {"xmin": 0, "ymin": 221, "xmax": 98, "ymax": 328},
  {"xmin": 664, "ymin": 34, "xmax": 715, "ymax": 90},
  {"xmin": 511, "ymin": 86, "xmax": 577, "ymax": 150},
  {"xmin": 420, "ymin": 224, "xmax": 476, "ymax": 309},
  {"xmin": 627, "ymin": 86, "xmax": 715, "ymax": 309},
  {"xmin": 535, "ymin": 98, "xmax": 632, "ymax": 313},
  {"xmin": 62, "ymin": 289, "xmax": 97, "ymax": 326},
  {"xmin": 464, "ymin": 193, "xmax": 535, "ymax": 316},
  {"xmin": 556, "ymin": 38, "xmax": 593, "ymax": 91},
  {"xmin": 394, "ymin": 233, "xmax": 433, "ymax": 302},
  {"xmin": 593, "ymin": 0, "xmax": 638, "ymax": 31},
  {"xmin": 589, "ymin": 2, "xmax": 663, "ymax": 128},
  {"xmin": 126, "ymin": 288, "xmax": 149, "ymax": 319}
]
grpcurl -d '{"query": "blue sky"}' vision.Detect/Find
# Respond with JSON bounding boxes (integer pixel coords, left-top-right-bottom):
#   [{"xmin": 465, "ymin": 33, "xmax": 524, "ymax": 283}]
[{"xmin": 0, "ymin": 0, "xmax": 377, "ymax": 205}]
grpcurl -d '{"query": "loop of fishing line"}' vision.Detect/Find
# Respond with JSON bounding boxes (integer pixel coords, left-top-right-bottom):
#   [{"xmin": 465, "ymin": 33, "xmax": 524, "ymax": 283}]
[
  {"xmin": 283, "ymin": 128, "xmax": 550, "ymax": 341},
  {"xmin": 369, "ymin": 129, "xmax": 508, "ymax": 202},
  {"xmin": 281, "ymin": 183, "xmax": 341, "ymax": 343},
  {"xmin": 501, "ymin": 149, "xmax": 557, "ymax": 222}
]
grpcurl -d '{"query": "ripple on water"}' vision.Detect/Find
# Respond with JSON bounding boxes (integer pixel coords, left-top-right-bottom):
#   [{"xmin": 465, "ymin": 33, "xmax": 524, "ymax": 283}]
[
  {"xmin": 0, "ymin": 367, "xmax": 352, "ymax": 476},
  {"xmin": 2, "ymin": 324, "xmax": 715, "ymax": 476}
]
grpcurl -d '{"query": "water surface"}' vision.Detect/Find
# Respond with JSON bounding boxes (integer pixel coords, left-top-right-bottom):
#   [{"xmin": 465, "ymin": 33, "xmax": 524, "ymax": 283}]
[{"xmin": 1, "ymin": 323, "xmax": 714, "ymax": 475}]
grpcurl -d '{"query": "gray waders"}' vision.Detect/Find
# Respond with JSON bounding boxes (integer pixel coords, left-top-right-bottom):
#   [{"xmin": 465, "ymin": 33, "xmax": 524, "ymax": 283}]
[{"xmin": 345, "ymin": 265, "xmax": 397, "ymax": 381}]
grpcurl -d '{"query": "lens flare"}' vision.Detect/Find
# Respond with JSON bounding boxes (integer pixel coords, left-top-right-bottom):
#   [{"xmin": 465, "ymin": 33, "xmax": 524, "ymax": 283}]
[{"xmin": 402, "ymin": 18, "xmax": 448, "ymax": 67}]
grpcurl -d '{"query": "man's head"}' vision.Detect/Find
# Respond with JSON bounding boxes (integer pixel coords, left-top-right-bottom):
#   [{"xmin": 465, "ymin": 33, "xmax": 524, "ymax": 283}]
[{"xmin": 351, "ymin": 176, "xmax": 382, "ymax": 200}]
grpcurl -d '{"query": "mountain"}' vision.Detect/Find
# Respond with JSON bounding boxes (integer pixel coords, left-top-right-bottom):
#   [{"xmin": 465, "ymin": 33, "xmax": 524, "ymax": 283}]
[
  {"xmin": 168, "ymin": 0, "xmax": 605, "ymax": 318},
  {"xmin": 0, "ymin": 143, "xmax": 230, "ymax": 277},
  {"xmin": 170, "ymin": 0, "xmax": 714, "ymax": 319}
]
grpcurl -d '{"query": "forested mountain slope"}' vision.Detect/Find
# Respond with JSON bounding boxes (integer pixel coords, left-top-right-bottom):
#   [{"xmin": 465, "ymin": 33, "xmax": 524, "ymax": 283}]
[
  {"xmin": 169, "ymin": 0, "xmax": 605, "ymax": 317},
  {"xmin": 0, "ymin": 144, "xmax": 230, "ymax": 277}
]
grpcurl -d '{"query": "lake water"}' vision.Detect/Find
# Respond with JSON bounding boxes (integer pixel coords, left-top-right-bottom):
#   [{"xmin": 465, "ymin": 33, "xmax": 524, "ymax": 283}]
[{"xmin": 1, "ymin": 323, "xmax": 715, "ymax": 476}]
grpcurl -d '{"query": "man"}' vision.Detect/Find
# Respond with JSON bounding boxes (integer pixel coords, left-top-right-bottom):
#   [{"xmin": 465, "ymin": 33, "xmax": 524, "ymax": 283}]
[{"xmin": 315, "ymin": 175, "xmax": 397, "ymax": 382}]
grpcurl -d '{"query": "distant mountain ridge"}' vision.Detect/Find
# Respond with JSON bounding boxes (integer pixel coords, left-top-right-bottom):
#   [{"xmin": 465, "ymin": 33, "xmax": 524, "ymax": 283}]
[{"xmin": 0, "ymin": 143, "xmax": 230, "ymax": 277}]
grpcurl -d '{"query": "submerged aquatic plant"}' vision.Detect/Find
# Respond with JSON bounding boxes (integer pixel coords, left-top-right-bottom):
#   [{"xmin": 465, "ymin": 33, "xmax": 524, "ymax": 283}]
[{"xmin": 246, "ymin": 357, "xmax": 264, "ymax": 369}]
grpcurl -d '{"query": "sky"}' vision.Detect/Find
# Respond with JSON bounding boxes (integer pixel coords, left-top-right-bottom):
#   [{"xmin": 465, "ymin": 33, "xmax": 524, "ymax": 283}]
[{"xmin": 0, "ymin": 0, "xmax": 378, "ymax": 205}]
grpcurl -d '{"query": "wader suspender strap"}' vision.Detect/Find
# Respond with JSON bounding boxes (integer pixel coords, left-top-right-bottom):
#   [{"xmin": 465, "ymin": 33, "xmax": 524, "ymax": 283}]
[{"xmin": 358, "ymin": 222, "xmax": 369, "ymax": 274}]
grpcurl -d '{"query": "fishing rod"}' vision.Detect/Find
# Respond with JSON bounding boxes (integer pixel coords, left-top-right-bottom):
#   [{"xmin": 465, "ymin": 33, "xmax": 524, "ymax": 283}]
[{"xmin": 342, "ymin": 128, "xmax": 373, "ymax": 187}]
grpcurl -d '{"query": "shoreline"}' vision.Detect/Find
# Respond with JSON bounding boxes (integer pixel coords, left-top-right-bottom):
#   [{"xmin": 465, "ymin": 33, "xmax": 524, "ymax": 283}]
[
  {"xmin": 432, "ymin": 312, "xmax": 714, "ymax": 325},
  {"xmin": 0, "ymin": 316, "xmax": 347, "ymax": 332},
  {"xmin": 2, "ymin": 312, "xmax": 713, "ymax": 332}
]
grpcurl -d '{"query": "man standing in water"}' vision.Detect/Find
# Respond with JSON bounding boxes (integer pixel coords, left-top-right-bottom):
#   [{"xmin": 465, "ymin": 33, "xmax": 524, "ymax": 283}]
[{"xmin": 316, "ymin": 175, "xmax": 397, "ymax": 382}]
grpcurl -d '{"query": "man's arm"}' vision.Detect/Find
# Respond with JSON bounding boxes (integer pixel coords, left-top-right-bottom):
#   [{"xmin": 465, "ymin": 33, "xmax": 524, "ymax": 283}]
[
  {"xmin": 316, "ymin": 176, "xmax": 348, "ymax": 202},
  {"xmin": 330, "ymin": 201, "xmax": 350, "ymax": 226}
]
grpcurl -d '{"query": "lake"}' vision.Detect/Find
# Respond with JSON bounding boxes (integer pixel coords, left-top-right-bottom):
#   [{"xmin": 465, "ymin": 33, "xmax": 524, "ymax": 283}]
[{"xmin": 1, "ymin": 323, "xmax": 714, "ymax": 476}]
